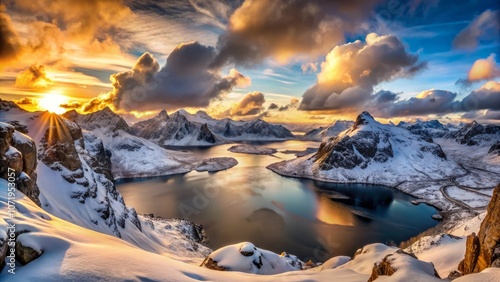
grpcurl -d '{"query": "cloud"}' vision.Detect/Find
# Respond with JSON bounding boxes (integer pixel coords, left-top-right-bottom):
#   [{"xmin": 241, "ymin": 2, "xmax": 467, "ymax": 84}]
[
  {"xmin": 299, "ymin": 33, "xmax": 426, "ymax": 111},
  {"xmin": 211, "ymin": 0, "xmax": 380, "ymax": 67},
  {"xmin": 0, "ymin": 4, "xmax": 20, "ymax": 65},
  {"xmin": 83, "ymin": 42, "xmax": 250, "ymax": 112},
  {"xmin": 14, "ymin": 97, "xmax": 37, "ymax": 105},
  {"xmin": 15, "ymin": 65, "xmax": 53, "ymax": 88},
  {"xmin": 229, "ymin": 91, "xmax": 265, "ymax": 116},
  {"xmin": 268, "ymin": 103, "xmax": 279, "ymax": 110},
  {"xmin": 462, "ymin": 110, "xmax": 500, "ymax": 121},
  {"xmin": 301, "ymin": 62, "xmax": 318, "ymax": 73},
  {"xmin": 453, "ymin": 9, "xmax": 500, "ymax": 50},
  {"xmin": 59, "ymin": 101, "xmax": 82, "ymax": 109},
  {"xmin": 369, "ymin": 81, "xmax": 500, "ymax": 118},
  {"xmin": 467, "ymin": 54, "xmax": 500, "ymax": 82},
  {"xmin": 278, "ymin": 98, "xmax": 299, "ymax": 111},
  {"xmin": 378, "ymin": 89, "xmax": 458, "ymax": 117}
]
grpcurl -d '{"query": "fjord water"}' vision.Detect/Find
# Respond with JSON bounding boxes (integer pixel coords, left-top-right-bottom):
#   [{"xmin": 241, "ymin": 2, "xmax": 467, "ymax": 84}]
[{"xmin": 116, "ymin": 140, "xmax": 438, "ymax": 261}]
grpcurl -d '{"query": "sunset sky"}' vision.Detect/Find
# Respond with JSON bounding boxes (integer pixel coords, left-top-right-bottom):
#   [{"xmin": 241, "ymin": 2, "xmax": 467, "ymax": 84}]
[{"xmin": 0, "ymin": 0, "xmax": 499, "ymax": 124}]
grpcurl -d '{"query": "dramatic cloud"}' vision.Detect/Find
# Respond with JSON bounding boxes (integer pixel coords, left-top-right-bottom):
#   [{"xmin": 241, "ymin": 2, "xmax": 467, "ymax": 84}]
[
  {"xmin": 0, "ymin": 4, "xmax": 20, "ymax": 65},
  {"xmin": 83, "ymin": 42, "xmax": 250, "ymax": 112},
  {"xmin": 15, "ymin": 65, "xmax": 53, "ymax": 88},
  {"xmin": 211, "ymin": 0, "xmax": 380, "ymax": 67},
  {"xmin": 230, "ymin": 91, "xmax": 265, "ymax": 116},
  {"xmin": 462, "ymin": 110, "xmax": 500, "ymax": 121},
  {"xmin": 14, "ymin": 97, "xmax": 37, "ymax": 105},
  {"xmin": 300, "ymin": 33, "xmax": 426, "ymax": 111},
  {"xmin": 453, "ymin": 10, "xmax": 500, "ymax": 50},
  {"xmin": 370, "ymin": 81, "xmax": 500, "ymax": 118},
  {"xmin": 380, "ymin": 90, "xmax": 458, "ymax": 117}
]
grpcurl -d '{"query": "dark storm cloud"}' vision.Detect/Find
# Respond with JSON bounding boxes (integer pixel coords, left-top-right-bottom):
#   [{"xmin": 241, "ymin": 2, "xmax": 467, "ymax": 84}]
[
  {"xmin": 211, "ymin": 0, "xmax": 381, "ymax": 67},
  {"xmin": 230, "ymin": 91, "xmax": 265, "ymax": 116},
  {"xmin": 453, "ymin": 9, "xmax": 500, "ymax": 50},
  {"xmin": 83, "ymin": 42, "xmax": 250, "ymax": 112},
  {"xmin": 299, "ymin": 33, "xmax": 426, "ymax": 111},
  {"xmin": 380, "ymin": 90, "xmax": 458, "ymax": 117},
  {"xmin": 0, "ymin": 4, "xmax": 20, "ymax": 64}
]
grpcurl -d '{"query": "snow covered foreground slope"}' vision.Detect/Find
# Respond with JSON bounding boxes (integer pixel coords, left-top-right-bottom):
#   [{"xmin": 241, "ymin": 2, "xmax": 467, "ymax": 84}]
[
  {"xmin": 4, "ymin": 178, "xmax": 480, "ymax": 281},
  {"xmin": 269, "ymin": 112, "xmax": 463, "ymax": 187}
]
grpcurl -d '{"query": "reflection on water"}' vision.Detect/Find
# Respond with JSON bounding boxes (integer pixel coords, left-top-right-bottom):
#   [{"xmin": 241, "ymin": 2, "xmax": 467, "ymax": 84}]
[{"xmin": 116, "ymin": 140, "xmax": 438, "ymax": 262}]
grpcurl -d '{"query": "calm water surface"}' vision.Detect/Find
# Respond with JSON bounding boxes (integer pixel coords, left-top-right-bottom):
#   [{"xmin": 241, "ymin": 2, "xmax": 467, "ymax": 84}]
[{"xmin": 116, "ymin": 140, "xmax": 438, "ymax": 262}]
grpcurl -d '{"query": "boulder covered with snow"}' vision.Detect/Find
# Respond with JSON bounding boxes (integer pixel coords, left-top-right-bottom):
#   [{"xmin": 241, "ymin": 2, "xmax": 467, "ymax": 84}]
[
  {"xmin": 459, "ymin": 183, "xmax": 500, "ymax": 274},
  {"xmin": 368, "ymin": 249, "xmax": 441, "ymax": 281},
  {"xmin": 200, "ymin": 242, "xmax": 302, "ymax": 274},
  {"xmin": 16, "ymin": 234, "xmax": 43, "ymax": 265}
]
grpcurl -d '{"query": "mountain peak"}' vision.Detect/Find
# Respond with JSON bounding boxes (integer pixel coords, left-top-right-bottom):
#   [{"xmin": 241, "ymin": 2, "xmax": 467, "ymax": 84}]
[
  {"xmin": 158, "ymin": 109, "xmax": 169, "ymax": 119},
  {"xmin": 354, "ymin": 111, "xmax": 375, "ymax": 127}
]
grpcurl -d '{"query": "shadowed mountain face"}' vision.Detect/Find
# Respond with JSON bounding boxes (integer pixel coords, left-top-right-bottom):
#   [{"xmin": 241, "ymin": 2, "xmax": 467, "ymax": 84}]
[
  {"xmin": 129, "ymin": 109, "xmax": 293, "ymax": 146},
  {"xmin": 445, "ymin": 121, "xmax": 500, "ymax": 146},
  {"xmin": 313, "ymin": 112, "xmax": 447, "ymax": 170}
]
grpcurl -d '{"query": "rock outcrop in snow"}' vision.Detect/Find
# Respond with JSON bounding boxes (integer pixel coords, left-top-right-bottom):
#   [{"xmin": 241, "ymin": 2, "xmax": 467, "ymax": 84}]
[
  {"xmin": 397, "ymin": 119, "xmax": 451, "ymax": 140},
  {"xmin": 0, "ymin": 122, "xmax": 39, "ymax": 205},
  {"xmin": 459, "ymin": 184, "xmax": 500, "ymax": 274},
  {"xmin": 445, "ymin": 121, "xmax": 500, "ymax": 146},
  {"xmin": 488, "ymin": 141, "xmax": 500, "ymax": 156},
  {"xmin": 268, "ymin": 111, "xmax": 461, "ymax": 185}
]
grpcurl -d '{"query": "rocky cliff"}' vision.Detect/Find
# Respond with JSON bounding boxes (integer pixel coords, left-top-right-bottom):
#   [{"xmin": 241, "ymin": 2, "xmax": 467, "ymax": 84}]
[
  {"xmin": 0, "ymin": 122, "xmax": 39, "ymax": 205},
  {"xmin": 459, "ymin": 183, "xmax": 500, "ymax": 274}
]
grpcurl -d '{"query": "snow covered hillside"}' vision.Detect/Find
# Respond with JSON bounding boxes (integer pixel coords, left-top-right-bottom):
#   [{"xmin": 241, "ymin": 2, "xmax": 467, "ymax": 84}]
[
  {"xmin": 0, "ymin": 103, "xmax": 211, "ymax": 262},
  {"xmin": 269, "ymin": 112, "xmax": 462, "ymax": 186},
  {"xmin": 63, "ymin": 108, "xmax": 197, "ymax": 178},
  {"xmin": 303, "ymin": 120, "xmax": 354, "ymax": 141},
  {"xmin": 130, "ymin": 109, "xmax": 294, "ymax": 146},
  {"xmin": 5, "ymin": 178, "xmax": 493, "ymax": 281}
]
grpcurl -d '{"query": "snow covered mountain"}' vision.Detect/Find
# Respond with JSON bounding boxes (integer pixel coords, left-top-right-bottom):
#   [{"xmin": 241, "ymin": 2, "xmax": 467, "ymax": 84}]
[
  {"xmin": 130, "ymin": 109, "xmax": 294, "ymax": 146},
  {"xmin": 63, "ymin": 108, "xmax": 197, "ymax": 178},
  {"xmin": 268, "ymin": 111, "xmax": 463, "ymax": 186},
  {"xmin": 0, "ymin": 101, "xmax": 211, "ymax": 262},
  {"xmin": 303, "ymin": 120, "xmax": 354, "ymax": 141},
  {"xmin": 130, "ymin": 110, "xmax": 222, "ymax": 146},
  {"xmin": 444, "ymin": 121, "xmax": 500, "ymax": 146},
  {"xmin": 397, "ymin": 119, "xmax": 452, "ymax": 140}
]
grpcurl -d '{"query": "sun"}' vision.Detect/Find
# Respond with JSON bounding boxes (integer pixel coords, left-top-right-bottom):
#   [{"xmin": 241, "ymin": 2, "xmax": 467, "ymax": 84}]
[{"xmin": 38, "ymin": 93, "xmax": 68, "ymax": 114}]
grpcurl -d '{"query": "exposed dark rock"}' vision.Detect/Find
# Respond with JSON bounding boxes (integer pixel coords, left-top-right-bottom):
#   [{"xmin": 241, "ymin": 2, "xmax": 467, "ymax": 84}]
[
  {"xmin": 445, "ymin": 121, "xmax": 500, "ymax": 146},
  {"xmin": 0, "ymin": 122, "xmax": 40, "ymax": 206},
  {"xmin": 0, "ymin": 234, "xmax": 8, "ymax": 272},
  {"xmin": 197, "ymin": 123, "xmax": 217, "ymax": 143},
  {"xmin": 15, "ymin": 237, "xmax": 43, "ymax": 265},
  {"xmin": 368, "ymin": 249, "xmax": 439, "ymax": 282},
  {"xmin": 200, "ymin": 257, "xmax": 228, "ymax": 271},
  {"xmin": 459, "ymin": 184, "xmax": 500, "ymax": 274},
  {"xmin": 489, "ymin": 142, "xmax": 500, "ymax": 156}
]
